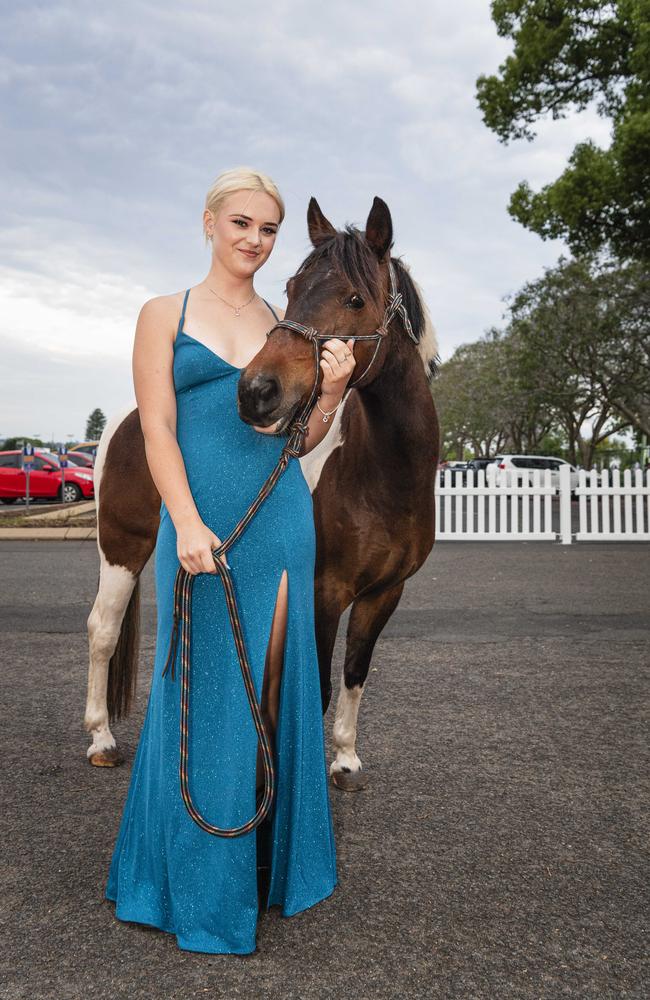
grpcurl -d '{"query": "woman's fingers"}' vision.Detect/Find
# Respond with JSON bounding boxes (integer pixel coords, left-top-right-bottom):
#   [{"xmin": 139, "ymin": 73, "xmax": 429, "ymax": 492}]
[{"xmin": 322, "ymin": 338, "xmax": 355, "ymax": 365}]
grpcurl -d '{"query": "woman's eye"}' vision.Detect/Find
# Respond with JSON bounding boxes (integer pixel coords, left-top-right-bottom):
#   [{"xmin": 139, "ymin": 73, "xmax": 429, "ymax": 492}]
[
  {"xmin": 347, "ymin": 294, "xmax": 364, "ymax": 310},
  {"xmin": 233, "ymin": 219, "xmax": 276, "ymax": 236}
]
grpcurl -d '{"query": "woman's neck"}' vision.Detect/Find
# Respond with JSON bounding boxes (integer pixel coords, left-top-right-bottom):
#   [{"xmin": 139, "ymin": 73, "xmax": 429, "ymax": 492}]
[{"xmin": 202, "ymin": 266, "xmax": 255, "ymax": 300}]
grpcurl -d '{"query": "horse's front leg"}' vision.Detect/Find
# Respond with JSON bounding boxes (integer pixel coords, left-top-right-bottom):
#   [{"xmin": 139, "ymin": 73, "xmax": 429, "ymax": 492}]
[{"xmin": 330, "ymin": 579, "xmax": 405, "ymax": 791}]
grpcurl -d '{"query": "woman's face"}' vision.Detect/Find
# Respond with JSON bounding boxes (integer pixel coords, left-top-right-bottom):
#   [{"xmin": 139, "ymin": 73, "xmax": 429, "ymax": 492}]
[{"xmin": 206, "ymin": 189, "xmax": 281, "ymax": 276}]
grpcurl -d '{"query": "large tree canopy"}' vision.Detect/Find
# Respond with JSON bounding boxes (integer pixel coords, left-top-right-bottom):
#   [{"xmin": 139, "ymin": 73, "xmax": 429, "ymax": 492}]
[
  {"xmin": 476, "ymin": 1, "xmax": 650, "ymax": 262},
  {"xmin": 433, "ymin": 254, "xmax": 649, "ymax": 465}
]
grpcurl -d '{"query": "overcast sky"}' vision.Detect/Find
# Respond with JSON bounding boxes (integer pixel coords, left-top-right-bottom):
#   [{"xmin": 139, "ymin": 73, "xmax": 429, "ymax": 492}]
[{"xmin": 1, "ymin": 1, "xmax": 611, "ymax": 442}]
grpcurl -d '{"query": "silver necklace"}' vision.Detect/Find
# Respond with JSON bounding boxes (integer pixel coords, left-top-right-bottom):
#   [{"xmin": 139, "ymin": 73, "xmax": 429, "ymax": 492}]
[{"xmin": 206, "ymin": 284, "xmax": 257, "ymax": 317}]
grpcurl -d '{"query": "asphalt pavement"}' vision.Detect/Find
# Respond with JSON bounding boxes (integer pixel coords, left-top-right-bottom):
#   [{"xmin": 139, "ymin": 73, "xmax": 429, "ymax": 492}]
[{"xmin": 0, "ymin": 539, "xmax": 647, "ymax": 999}]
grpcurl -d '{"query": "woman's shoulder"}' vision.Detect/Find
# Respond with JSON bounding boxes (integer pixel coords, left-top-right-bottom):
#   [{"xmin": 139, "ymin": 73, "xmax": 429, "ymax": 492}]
[
  {"xmin": 140, "ymin": 290, "xmax": 185, "ymax": 312},
  {"xmin": 133, "ymin": 292, "xmax": 186, "ymax": 355},
  {"xmin": 136, "ymin": 290, "xmax": 186, "ymax": 326},
  {"xmin": 269, "ymin": 302, "xmax": 286, "ymax": 320}
]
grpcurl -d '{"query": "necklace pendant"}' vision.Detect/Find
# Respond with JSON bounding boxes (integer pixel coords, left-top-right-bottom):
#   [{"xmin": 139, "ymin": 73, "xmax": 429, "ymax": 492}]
[
  {"xmin": 234, "ymin": 308, "xmax": 240, "ymax": 317},
  {"xmin": 323, "ymin": 414, "xmax": 329, "ymax": 422}
]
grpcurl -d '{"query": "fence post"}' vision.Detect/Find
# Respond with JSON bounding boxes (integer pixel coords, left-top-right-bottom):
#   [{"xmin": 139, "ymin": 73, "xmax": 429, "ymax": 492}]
[{"xmin": 559, "ymin": 463, "xmax": 572, "ymax": 544}]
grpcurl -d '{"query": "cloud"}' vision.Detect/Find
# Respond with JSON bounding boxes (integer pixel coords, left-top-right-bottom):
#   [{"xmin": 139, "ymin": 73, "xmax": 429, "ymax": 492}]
[{"xmin": 0, "ymin": 0, "xmax": 610, "ymax": 438}]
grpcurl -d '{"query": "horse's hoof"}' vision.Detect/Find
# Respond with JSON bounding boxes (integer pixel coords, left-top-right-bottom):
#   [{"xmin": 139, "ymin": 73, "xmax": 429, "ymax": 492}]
[
  {"xmin": 88, "ymin": 746, "xmax": 124, "ymax": 767},
  {"xmin": 330, "ymin": 768, "xmax": 370, "ymax": 791}
]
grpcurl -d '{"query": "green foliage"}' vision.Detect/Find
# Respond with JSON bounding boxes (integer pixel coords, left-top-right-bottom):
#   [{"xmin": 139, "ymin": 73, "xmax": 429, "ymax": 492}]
[
  {"xmin": 434, "ymin": 334, "xmax": 511, "ymax": 458},
  {"xmin": 1, "ymin": 436, "xmax": 47, "ymax": 450},
  {"xmin": 477, "ymin": 0, "xmax": 650, "ymax": 261},
  {"xmin": 85, "ymin": 408, "xmax": 106, "ymax": 441},
  {"xmin": 433, "ymin": 253, "xmax": 649, "ymax": 464}
]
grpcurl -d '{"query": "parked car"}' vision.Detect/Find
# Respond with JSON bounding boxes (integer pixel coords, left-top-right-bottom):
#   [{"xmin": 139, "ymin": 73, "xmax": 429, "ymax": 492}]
[
  {"xmin": 439, "ymin": 461, "xmax": 470, "ymax": 485},
  {"xmin": 439, "ymin": 458, "xmax": 500, "ymax": 485},
  {"xmin": 492, "ymin": 455, "xmax": 579, "ymax": 489},
  {"xmin": 63, "ymin": 451, "xmax": 95, "ymax": 469},
  {"xmin": 467, "ymin": 458, "xmax": 497, "ymax": 477},
  {"xmin": 0, "ymin": 450, "xmax": 95, "ymax": 503},
  {"xmin": 69, "ymin": 441, "xmax": 99, "ymax": 455}
]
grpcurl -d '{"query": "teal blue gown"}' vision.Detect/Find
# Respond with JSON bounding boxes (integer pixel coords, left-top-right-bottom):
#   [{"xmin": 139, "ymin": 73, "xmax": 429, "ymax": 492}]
[{"xmin": 105, "ymin": 288, "xmax": 338, "ymax": 954}]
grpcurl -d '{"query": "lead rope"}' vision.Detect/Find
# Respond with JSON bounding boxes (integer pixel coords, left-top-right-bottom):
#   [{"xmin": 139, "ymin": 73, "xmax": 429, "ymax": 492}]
[{"xmin": 162, "ymin": 261, "xmax": 411, "ymax": 837}]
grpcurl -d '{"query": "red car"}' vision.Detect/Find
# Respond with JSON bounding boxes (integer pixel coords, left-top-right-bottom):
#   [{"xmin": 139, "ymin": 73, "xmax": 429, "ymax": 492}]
[
  {"xmin": 64, "ymin": 451, "xmax": 95, "ymax": 469},
  {"xmin": 0, "ymin": 450, "xmax": 95, "ymax": 504}
]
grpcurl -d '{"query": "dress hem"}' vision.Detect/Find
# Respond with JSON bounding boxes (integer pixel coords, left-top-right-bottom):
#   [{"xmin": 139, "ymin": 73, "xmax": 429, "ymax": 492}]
[{"xmin": 104, "ymin": 876, "xmax": 338, "ymax": 955}]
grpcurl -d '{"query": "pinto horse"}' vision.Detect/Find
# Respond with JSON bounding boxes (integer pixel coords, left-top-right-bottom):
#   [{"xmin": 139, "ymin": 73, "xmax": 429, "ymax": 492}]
[{"xmin": 85, "ymin": 195, "xmax": 440, "ymax": 791}]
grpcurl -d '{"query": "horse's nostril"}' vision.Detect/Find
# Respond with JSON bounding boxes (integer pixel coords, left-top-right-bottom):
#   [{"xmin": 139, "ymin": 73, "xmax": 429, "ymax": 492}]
[
  {"xmin": 256, "ymin": 376, "xmax": 281, "ymax": 403},
  {"xmin": 238, "ymin": 373, "xmax": 283, "ymax": 422}
]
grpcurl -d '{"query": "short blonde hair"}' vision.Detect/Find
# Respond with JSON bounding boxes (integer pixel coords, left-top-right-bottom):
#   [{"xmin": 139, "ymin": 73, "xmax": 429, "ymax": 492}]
[{"xmin": 203, "ymin": 166, "xmax": 285, "ymax": 246}]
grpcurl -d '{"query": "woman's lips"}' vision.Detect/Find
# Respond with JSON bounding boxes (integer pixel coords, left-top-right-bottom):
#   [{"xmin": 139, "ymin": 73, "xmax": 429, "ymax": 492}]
[{"xmin": 239, "ymin": 249, "xmax": 259, "ymax": 258}]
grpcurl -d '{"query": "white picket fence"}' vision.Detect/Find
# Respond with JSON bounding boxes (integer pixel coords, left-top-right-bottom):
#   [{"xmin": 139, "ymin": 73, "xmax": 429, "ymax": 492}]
[{"xmin": 435, "ymin": 465, "xmax": 650, "ymax": 543}]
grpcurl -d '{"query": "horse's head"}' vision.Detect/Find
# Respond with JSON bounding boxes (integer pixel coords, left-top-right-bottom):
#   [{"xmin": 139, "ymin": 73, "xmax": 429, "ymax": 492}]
[{"xmin": 237, "ymin": 195, "xmax": 435, "ymax": 434}]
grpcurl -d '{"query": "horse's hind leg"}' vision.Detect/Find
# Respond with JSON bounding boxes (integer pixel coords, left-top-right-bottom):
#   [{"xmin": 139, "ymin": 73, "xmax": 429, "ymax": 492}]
[
  {"xmin": 84, "ymin": 552, "xmax": 139, "ymax": 766},
  {"xmin": 330, "ymin": 579, "xmax": 405, "ymax": 791}
]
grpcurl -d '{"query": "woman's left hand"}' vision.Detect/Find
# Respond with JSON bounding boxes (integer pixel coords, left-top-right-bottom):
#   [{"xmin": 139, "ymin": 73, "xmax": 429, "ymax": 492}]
[{"xmin": 320, "ymin": 338, "xmax": 356, "ymax": 398}]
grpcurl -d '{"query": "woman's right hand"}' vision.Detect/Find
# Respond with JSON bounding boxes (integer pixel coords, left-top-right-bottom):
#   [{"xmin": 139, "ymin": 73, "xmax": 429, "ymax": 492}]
[{"xmin": 176, "ymin": 518, "xmax": 230, "ymax": 576}]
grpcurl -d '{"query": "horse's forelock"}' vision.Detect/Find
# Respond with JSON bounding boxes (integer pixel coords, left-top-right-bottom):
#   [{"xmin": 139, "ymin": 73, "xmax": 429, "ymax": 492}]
[{"xmin": 297, "ymin": 226, "xmax": 382, "ymax": 304}]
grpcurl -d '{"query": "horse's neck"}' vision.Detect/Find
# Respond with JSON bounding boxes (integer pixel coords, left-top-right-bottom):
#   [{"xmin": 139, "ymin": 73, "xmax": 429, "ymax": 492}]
[{"xmin": 355, "ymin": 352, "xmax": 437, "ymax": 469}]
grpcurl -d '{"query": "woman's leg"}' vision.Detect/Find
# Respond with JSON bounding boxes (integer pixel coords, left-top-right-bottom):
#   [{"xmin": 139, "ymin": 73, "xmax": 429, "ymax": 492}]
[{"xmin": 256, "ymin": 569, "xmax": 288, "ymax": 904}]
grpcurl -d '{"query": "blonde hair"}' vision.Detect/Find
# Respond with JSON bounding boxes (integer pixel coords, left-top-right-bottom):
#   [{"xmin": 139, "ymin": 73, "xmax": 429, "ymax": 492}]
[{"xmin": 203, "ymin": 166, "xmax": 285, "ymax": 246}]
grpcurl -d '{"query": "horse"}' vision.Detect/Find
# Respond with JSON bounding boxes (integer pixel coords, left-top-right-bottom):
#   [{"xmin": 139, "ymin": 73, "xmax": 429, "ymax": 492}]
[{"xmin": 85, "ymin": 194, "xmax": 440, "ymax": 791}]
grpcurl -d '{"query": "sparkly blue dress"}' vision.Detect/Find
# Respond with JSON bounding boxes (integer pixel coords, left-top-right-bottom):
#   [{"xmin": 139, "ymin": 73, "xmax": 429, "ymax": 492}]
[{"xmin": 105, "ymin": 288, "xmax": 337, "ymax": 954}]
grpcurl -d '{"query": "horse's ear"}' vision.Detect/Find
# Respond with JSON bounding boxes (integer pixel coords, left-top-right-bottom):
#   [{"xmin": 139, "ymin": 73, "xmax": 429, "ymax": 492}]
[
  {"xmin": 307, "ymin": 197, "xmax": 337, "ymax": 247},
  {"xmin": 364, "ymin": 196, "xmax": 393, "ymax": 262}
]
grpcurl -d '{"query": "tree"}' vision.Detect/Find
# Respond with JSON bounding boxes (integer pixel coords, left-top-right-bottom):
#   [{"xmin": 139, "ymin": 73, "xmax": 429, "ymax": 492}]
[
  {"xmin": 2, "ymin": 435, "xmax": 46, "ymax": 450},
  {"xmin": 434, "ymin": 257, "xmax": 648, "ymax": 462},
  {"xmin": 503, "ymin": 254, "xmax": 641, "ymax": 464},
  {"xmin": 587, "ymin": 258, "xmax": 650, "ymax": 434},
  {"xmin": 433, "ymin": 330, "xmax": 554, "ymax": 458},
  {"xmin": 85, "ymin": 408, "xmax": 106, "ymax": 441},
  {"xmin": 476, "ymin": 0, "xmax": 650, "ymax": 262},
  {"xmin": 434, "ymin": 337, "xmax": 509, "ymax": 458}
]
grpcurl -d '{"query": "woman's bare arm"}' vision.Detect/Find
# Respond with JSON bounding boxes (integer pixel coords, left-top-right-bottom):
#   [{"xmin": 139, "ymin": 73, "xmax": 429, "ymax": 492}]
[
  {"xmin": 132, "ymin": 297, "xmax": 228, "ymax": 576},
  {"xmin": 132, "ymin": 297, "xmax": 201, "ymax": 531}
]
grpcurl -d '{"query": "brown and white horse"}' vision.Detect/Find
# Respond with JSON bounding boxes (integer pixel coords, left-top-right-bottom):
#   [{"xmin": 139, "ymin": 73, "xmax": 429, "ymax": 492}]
[{"xmin": 85, "ymin": 195, "xmax": 440, "ymax": 791}]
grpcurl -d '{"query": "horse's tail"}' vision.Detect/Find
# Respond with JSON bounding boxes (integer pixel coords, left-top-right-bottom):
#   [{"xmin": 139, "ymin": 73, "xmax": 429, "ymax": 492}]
[{"xmin": 107, "ymin": 574, "xmax": 141, "ymax": 722}]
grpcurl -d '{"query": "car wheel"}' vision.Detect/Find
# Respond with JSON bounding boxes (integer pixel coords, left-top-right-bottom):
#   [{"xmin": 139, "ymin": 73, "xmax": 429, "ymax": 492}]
[
  {"xmin": 0, "ymin": 497, "xmax": 18, "ymax": 504},
  {"xmin": 59, "ymin": 482, "xmax": 82, "ymax": 503}
]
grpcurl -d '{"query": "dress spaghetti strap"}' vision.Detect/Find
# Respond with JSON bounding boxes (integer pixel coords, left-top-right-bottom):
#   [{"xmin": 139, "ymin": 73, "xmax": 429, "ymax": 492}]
[
  {"xmin": 262, "ymin": 298, "xmax": 279, "ymax": 322},
  {"xmin": 177, "ymin": 288, "xmax": 191, "ymax": 336}
]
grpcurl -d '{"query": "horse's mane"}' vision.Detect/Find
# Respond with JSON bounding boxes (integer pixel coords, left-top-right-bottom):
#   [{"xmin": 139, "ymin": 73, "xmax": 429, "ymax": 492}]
[{"xmin": 295, "ymin": 224, "xmax": 440, "ymax": 382}]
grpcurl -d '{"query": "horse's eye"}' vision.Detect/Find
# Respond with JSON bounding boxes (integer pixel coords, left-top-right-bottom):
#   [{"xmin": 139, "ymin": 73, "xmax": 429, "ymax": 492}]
[{"xmin": 347, "ymin": 294, "xmax": 364, "ymax": 310}]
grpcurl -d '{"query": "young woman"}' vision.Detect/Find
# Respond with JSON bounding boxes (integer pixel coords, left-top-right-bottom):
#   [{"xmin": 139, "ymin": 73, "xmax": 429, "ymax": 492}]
[{"xmin": 105, "ymin": 166, "xmax": 356, "ymax": 954}]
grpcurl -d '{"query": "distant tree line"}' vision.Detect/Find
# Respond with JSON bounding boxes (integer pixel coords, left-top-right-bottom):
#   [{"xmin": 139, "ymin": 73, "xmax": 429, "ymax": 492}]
[
  {"xmin": 2, "ymin": 408, "xmax": 107, "ymax": 451},
  {"xmin": 434, "ymin": 254, "xmax": 650, "ymax": 466}
]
